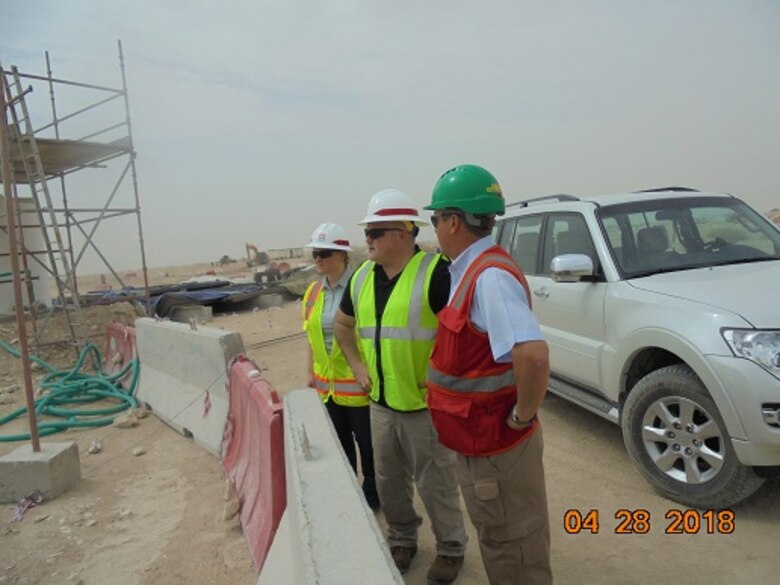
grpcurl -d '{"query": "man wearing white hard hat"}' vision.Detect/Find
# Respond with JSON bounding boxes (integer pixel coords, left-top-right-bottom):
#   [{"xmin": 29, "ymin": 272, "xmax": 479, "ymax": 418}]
[
  {"xmin": 335, "ymin": 190, "xmax": 468, "ymax": 585},
  {"xmin": 302, "ymin": 222, "xmax": 379, "ymax": 511}
]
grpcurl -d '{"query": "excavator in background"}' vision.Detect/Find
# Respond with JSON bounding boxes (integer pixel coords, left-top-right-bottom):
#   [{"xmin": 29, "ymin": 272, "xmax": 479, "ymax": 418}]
[
  {"xmin": 245, "ymin": 243, "xmax": 270, "ymax": 268},
  {"xmin": 246, "ymin": 243, "xmax": 293, "ymax": 284}
]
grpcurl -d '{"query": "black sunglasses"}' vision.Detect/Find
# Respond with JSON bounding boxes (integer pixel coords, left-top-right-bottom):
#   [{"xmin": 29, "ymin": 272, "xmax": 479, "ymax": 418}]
[
  {"xmin": 312, "ymin": 249, "xmax": 335, "ymax": 260},
  {"xmin": 430, "ymin": 211, "xmax": 462, "ymax": 227},
  {"xmin": 364, "ymin": 227, "xmax": 405, "ymax": 240}
]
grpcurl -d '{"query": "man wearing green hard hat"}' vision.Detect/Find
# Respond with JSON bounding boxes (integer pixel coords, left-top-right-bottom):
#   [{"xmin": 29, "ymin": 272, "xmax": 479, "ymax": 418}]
[
  {"xmin": 424, "ymin": 164, "xmax": 553, "ymax": 584},
  {"xmin": 426, "ymin": 164, "xmax": 507, "ymax": 216}
]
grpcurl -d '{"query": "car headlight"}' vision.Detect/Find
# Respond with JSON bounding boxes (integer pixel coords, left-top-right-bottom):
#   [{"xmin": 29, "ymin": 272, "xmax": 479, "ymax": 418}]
[{"xmin": 722, "ymin": 329, "xmax": 780, "ymax": 377}]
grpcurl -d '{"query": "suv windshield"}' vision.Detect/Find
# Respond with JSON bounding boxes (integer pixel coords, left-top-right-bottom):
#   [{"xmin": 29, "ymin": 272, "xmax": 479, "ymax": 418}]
[{"xmin": 597, "ymin": 196, "xmax": 780, "ymax": 278}]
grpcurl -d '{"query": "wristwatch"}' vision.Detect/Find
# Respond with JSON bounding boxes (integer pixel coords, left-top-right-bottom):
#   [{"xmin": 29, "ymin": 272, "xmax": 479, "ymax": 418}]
[{"xmin": 511, "ymin": 406, "xmax": 537, "ymax": 426}]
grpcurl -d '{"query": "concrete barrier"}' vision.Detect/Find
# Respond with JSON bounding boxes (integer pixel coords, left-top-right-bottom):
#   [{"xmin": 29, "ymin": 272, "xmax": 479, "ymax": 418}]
[
  {"xmin": 134, "ymin": 318, "xmax": 244, "ymax": 456},
  {"xmin": 258, "ymin": 389, "xmax": 402, "ymax": 585},
  {"xmin": 168, "ymin": 304, "xmax": 213, "ymax": 324}
]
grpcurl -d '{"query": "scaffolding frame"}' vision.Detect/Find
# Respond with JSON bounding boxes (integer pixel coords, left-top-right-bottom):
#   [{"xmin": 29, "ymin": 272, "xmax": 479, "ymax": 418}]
[{"xmin": 0, "ymin": 41, "xmax": 149, "ymax": 350}]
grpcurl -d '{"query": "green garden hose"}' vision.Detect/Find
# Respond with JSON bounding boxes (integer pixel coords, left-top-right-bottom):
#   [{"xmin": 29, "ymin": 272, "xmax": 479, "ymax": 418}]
[{"xmin": 0, "ymin": 339, "xmax": 140, "ymax": 442}]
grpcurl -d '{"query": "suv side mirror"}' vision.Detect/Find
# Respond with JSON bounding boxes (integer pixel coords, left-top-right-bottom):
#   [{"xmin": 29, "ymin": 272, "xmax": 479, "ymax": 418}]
[{"xmin": 551, "ymin": 254, "xmax": 595, "ymax": 283}]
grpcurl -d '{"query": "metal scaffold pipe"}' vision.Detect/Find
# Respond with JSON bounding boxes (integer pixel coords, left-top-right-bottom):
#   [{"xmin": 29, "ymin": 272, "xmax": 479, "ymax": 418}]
[
  {"xmin": 0, "ymin": 75, "xmax": 41, "ymax": 451},
  {"xmin": 118, "ymin": 40, "xmax": 151, "ymax": 311}
]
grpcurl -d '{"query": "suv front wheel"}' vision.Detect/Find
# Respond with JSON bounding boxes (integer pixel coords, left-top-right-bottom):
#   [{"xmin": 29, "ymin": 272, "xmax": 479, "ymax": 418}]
[{"xmin": 622, "ymin": 364, "xmax": 764, "ymax": 508}]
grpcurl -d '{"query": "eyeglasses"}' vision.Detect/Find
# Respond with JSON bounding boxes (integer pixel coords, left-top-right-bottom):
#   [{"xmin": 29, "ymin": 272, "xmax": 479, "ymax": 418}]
[
  {"xmin": 430, "ymin": 211, "xmax": 462, "ymax": 228},
  {"xmin": 312, "ymin": 249, "xmax": 335, "ymax": 260},
  {"xmin": 364, "ymin": 227, "xmax": 405, "ymax": 240}
]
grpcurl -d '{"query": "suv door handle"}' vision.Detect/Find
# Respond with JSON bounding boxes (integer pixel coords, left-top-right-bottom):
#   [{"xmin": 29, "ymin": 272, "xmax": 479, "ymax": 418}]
[{"xmin": 533, "ymin": 287, "xmax": 549, "ymax": 299}]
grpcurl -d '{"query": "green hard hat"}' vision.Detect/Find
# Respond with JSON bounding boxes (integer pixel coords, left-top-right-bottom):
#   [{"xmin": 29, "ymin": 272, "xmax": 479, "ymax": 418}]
[{"xmin": 425, "ymin": 164, "xmax": 505, "ymax": 215}]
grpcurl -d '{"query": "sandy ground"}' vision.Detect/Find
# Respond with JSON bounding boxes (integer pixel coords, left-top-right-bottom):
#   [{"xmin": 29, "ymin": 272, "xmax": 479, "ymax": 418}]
[{"xmin": 2, "ymin": 262, "xmax": 780, "ymax": 584}]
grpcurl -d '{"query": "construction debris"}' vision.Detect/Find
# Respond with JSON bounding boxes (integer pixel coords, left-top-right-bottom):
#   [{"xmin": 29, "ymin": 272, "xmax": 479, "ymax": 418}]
[
  {"xmin": 9, "ymin": 490, "xmax": 43, "ymax": 523},
  {"xmin": 87, "ymin": 439, "xmax": 103, "ymax": 455}
]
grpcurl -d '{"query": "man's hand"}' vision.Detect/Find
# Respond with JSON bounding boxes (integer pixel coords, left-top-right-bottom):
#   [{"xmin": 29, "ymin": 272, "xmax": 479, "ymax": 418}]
[
  {"xmin": 352, "ymin": 362, "xmax": 372, "ymax": 392},
  {"xmin": 334, "ymin": 309, "xmax": 370, "ymax": 390}
]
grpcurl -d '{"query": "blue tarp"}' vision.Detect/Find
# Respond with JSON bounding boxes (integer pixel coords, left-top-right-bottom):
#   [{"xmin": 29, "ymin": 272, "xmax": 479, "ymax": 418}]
[
  {"xmin": 79, "ymin": 281, "xmax": 267, "ymax": 317},
  {"xmin": 151, "ymin": 285, "xmax": 264, "ymax": 316}
]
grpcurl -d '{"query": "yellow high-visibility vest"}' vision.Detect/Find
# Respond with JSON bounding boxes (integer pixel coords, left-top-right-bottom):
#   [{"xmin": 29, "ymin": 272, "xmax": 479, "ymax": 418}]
[
  {"xmin": 350, "ymin": 251, "xmax": 439, "ymax": 411},
  {"xmin": 302, "ymin": 279, "xmax": 368, "ymax": 407}
]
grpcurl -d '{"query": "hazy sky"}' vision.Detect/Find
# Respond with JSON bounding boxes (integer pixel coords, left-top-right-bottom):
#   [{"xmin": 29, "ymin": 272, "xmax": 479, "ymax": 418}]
[{"xmin": 2, "ymin": 0, "xmax": 779, "ymax": 274}]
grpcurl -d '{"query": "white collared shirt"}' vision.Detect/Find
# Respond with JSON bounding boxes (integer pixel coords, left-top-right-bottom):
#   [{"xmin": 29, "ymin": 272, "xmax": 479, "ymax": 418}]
[{"xmin": 449, "ymin": 236, "xmax": 543, "ymax": 363}]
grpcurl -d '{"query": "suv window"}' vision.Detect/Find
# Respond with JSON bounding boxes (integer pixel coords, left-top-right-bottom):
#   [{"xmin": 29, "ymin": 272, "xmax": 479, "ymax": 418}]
[
  {"xmin": 597, "ymin": 196, "xmax": 780, "ymax": 277},
  {"xmin": 497, "ymin": 214, "xmax": 543, "ymax": 274},
  {"xmin": 541, "ymin": 213, "xmax": 597, "ymax": 275}
]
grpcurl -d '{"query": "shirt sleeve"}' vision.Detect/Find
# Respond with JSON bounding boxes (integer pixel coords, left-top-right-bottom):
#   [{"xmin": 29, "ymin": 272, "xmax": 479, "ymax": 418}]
[
  {"xmin": 427, "ymin": 256, "xmax": 452, "ymax": 314},
  {"xmin": 472, "ymin": 267, "xmax": 543, "ymax": 363},
  {"xmin": 338, "ymin": 272, "xmax": 355, "ymax": 317}
]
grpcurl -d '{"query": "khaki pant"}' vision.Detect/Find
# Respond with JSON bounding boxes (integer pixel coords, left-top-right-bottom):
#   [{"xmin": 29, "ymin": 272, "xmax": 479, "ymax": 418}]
[
  {"xmin": 370, "ymin": 403, "xmax": 468, "ymax": 556},
  {"xmin": 457, "ymin": 426, "xmax": 552, "ymax": 585}
]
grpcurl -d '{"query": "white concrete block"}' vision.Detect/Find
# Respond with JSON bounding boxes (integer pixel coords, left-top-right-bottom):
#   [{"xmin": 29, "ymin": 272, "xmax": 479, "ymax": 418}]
[
  {"xmin": 134, "ymin": 317, "xmax": 244, "ymax": 456},
  {"xmin": 253, "ymin": 293, "xmax": 283, "ymax": 310},
  {"xmin": 257, "ymin": 509, "xmax": 293, "ymax": 583},
  {"xmin": 259, "ymin": 389, "xmax": 402, "ymax": 585},
  {"xmin": 0, "ymin": 441, "xmax": 80, "ymax": 504},
  {"xmin": 168, "ymin": 304, "xmax": 213, "ymax": 324}
]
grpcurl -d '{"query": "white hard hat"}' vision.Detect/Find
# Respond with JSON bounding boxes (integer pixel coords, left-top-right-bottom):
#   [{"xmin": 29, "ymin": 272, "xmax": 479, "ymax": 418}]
[
  {"xmin": 305, "ymin": 222, "xmax": 352, "ymax": 251},
  {"xmin": 358, "ymin": 188, "xmax": 427, "ymax": 226}
]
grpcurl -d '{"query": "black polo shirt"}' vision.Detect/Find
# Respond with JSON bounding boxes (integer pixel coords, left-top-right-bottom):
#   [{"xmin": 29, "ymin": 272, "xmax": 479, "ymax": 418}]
[{"xmin": 339, "ymin": 249, "xmax": 451, "ymax": 409}]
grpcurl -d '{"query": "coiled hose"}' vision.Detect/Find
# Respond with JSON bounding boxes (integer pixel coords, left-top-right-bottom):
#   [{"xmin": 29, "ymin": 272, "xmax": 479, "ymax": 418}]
[{"xmin": 0, "ymin": 339, "xmax": 139, "ymax": 442}]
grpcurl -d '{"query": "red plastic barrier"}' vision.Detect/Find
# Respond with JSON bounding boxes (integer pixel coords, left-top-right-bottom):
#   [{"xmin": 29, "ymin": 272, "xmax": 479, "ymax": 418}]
[
  {"xmin": 222, "ymin": 355, "xmax": 286, "ymax": 571},
  {"xmin": 103, "ymin": 322, "xmax": 137, "ymax": 390}
]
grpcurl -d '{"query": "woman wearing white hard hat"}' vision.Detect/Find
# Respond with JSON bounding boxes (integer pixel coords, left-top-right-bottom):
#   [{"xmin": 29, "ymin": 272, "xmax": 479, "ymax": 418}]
[{"xmin": 301, "ymin": 222, "xmax": 379, "ymax": 510}]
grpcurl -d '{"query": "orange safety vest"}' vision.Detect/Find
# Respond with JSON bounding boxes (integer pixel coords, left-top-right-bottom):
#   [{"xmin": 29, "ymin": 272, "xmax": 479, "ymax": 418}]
[{"xmin": 426, "ymin": 245, "xmax": 538, "ymax": 456}]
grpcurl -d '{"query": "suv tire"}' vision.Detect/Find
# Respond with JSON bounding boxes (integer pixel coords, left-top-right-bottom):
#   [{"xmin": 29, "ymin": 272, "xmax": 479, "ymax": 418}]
[{"xmin": 622, "ymin": 364, "xmax": 765, "ymax": 508}]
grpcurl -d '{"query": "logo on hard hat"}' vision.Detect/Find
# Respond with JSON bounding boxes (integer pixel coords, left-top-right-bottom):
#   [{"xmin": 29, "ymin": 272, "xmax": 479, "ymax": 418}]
[
  {"xmin": 486, "ymin": 183, "xmax": 503, "ymax": 198},
  {"xmin": 317, "ymin": 233, "xmax": 326, "ymax": 241}
]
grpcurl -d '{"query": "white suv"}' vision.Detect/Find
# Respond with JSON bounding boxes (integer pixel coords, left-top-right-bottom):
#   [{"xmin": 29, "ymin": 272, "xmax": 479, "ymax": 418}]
[{"xmin": 494, "ymin": 187, "xmax": 780, "ymax": 507}]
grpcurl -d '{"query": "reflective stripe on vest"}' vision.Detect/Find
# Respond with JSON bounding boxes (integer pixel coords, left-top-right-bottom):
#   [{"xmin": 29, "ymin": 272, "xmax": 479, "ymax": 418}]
[
  {"xmin": 427, "ymin": 366, "xmax": 515, "ymax": 393},
  {"xmin": 312, "ymin": 375, "xmax": 367, "ymax": 396},
  {"xmin": 303, "ymin": 280, "xmax": 324, "ymax": 321},
  {"xmin": 355, "ymin": 253, "xmax": 437, "ymax": 342}
]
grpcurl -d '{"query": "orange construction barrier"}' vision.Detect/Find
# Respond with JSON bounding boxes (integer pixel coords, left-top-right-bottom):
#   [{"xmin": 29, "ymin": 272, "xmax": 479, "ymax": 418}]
[
  {"xmin": 103, "ymin": 322, "xmax": 137, "ymax": 390},
  {"xmin": 222, "ymin": 355, "xmax": 286, "ymax": 571}
]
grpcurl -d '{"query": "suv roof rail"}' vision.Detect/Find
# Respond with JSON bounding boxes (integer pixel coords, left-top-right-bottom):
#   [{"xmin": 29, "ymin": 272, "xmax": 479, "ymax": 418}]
[
  {"xmin": 634, "ymin": 186, "xmax": 700, "ymax": 193},
  {"xmin": 506, "ymin": 194, "xmax": 580, "ymax": 208}
]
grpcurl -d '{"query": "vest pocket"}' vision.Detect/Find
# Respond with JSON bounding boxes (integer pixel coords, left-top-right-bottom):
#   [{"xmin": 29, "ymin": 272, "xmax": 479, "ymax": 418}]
[
  {"xmin": 438, "ymin": 306, "xmax": 466, "ymax": 333},
  {"xmin": 427, "ymin": 389, "xmax": 471, "ymax": 418}
]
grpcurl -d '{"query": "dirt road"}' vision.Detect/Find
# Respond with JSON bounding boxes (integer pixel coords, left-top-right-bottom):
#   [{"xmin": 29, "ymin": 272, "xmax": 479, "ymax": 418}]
[{"xmin": 2, "ymin": 300, "xmax": 779, "ymax": 584}]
